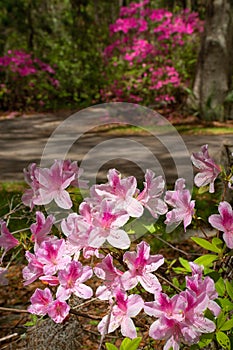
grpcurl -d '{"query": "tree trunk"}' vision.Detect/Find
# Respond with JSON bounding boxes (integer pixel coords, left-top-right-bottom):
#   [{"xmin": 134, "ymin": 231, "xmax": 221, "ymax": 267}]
[{"xmin": 189, "ymin": 0, "xmax": 233, "ymax": 121}]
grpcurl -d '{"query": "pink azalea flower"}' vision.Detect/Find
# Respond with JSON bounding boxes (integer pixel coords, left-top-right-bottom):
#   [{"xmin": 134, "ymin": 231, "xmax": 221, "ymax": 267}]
[
  {"xmin": 165, "ymin": 178, "xmax": 195, "ymax": 232},
  {"xmin": 98, "ymin": 290, "xmax": 143, "ymax": 339},
  {"xmin": 35, "ymin": 238, "xmax": 71, "ymax": 275},
  {"xmin": 61, "ymin": 211, "xmax": 92, "ymax": 252},
  {"xmin": 91, "ymin": 169, "xmax": 144, "ymax": 218},
  {"xmin": 121, "ymin": 241, "xmax": 164, "ymax": 293},
  {"xmin": 61, "ymin": 160, "xmax": 88, "ymax": 189},
  {"xmin": 23, "ymin": 251, "xmax": 44, "ymax": 285},
  {"xmin": 22, "ymin": 163, "xmax": 40, "ymax": 209},
  {"xmin": 94, "ymin": 254, "xmax": 124, "ymax": 300},
  {"xmin": 28, "ymin": 287, "xmax": 70, "ymax": 323},
  {"xmin": 28, "ymin": 288, "xmax": 53, "ymax": 315},
  {"xmin": 88, "ymin": 199, "xmax": 130, "ymax": 249},
  {"xmin": 0, "ymin": 221, "xmax": 19, "ymax": 259},
  {"xmin": 137, "ymin": 170, "xmax": 167, "ymax": 218},
  {"xmin": 191, "ymin": 144, "xmax": 221, "ymax": 193},
  {"xmin": 33, "ymin": 160, "xmax": 75, "ymax": 209},
  {"xmin": 145, "ymin": 291, "xmax": 216, "ymax": 349},
  {"xmin": 47, "ymin": 299, "xmax": 70, "ymax": 323},
  {"xmin": 208, "ymin": 201, "xmax": 233, "ymax": 249},
  {"xmin": 30, "ymin": 211, "xmax": 55, "ymax": 248},
  {"xmin": 186, "ymin": 262, "xmax": 221, "ymax": 316},
  {"xmin": 56, "ymin": 261, "xmax": 93, "ymax": 300}
]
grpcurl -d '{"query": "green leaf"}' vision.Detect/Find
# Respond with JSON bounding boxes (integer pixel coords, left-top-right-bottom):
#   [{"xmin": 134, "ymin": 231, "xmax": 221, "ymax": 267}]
[
  {"xmin": 198, "ymin": 333, "xmax": 214, "ymax": 348},
  {"xmin": 197, "ymin": 185, "xmax": 209, "ymax": 194},
  {"xmin": 218, "ymin": 298, "xmax": 233, "ymax": 312},
  {"xmin": 191, "ymin": 237, "xmax": 220, "ymax": 253},
  {"xmin": 105, "ymin": 343, "xmax": 118, "ymax": 350},
  {"xmin": 215, "ymin": 277, "xmax": 226, "ymax": 297},
  {"xmin": 212, "ymin": 237, "xmax": 223, "ymax": 249},
  {"xmin": 220, "ymin": 317, "xmax": 233, "ymax": 331},
  {"xmin": 216, "ymin": 331, "xmax": 231, "ymax": 350},
  {"xmin": 120, "ymin": 337, "xmax": 142, "ymax": 350},
  {"xmin": 194, "ymin": 254, "xmax": 218, "ymax": 267},
  {"xmin": 225, "ymin": 280, "xmax": 233, "ymax": 301},
  {"xmin": 178, "ymin": 257, "xmax": 192, "ymax": 272},
  {"xmin": 217, "ymin": 311, "xmax": 227, "ymax": 329},
  {"xmin": 144, "ymin": 224, "xmax": 155, "ymax": 234}
]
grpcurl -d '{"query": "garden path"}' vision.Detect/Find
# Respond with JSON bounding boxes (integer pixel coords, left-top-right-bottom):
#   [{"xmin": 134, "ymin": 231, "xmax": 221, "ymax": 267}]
[{"xmin": 0, "ymin": 112, "xmax": 232, "ymax": 184}]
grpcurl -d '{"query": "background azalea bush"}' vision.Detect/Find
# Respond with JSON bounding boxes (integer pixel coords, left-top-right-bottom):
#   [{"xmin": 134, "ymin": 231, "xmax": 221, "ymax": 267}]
[
  {"xmin": 100, "ymin": 0, "xmax": 203, "ymax": 106},
  {"xmin": 0, "ymin": 145, "xmax": 233, "ymax": 350},
  {"xmin": 0, "ymin": 50, "xmax": 59, "ymax": 111}
]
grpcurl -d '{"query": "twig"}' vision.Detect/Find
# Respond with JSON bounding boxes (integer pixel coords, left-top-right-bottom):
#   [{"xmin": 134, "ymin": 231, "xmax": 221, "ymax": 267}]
[
  {"xmin": 0, "ymin": 333, "xmax": 18, "ymax": 343},
  {"xmin": 72, "ymin": 297, "xmax": 99, "ymax": 309},
  {"xmin": 154, "ymin": 235, "xmax": 200, "ymax": 256},
  {"xmin": 70, "ymin": 309, "xmax": 102, "ymax": 320},
  {"xmin": 155, "ymin": 272, "xmax": 182, "ymax": 292},
  {"xmin": 98, "ymin": 302, "xmax": 114, "ymax": 350},
  {"xmin": 0, "ymin": 306, "xmax": 29, "ymax": 313}
]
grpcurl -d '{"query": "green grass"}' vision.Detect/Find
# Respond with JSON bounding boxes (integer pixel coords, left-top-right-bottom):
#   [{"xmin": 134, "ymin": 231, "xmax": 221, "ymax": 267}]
[{"xmin": 95, "ymin": 123, "xmax": 233, "ymax": 136}]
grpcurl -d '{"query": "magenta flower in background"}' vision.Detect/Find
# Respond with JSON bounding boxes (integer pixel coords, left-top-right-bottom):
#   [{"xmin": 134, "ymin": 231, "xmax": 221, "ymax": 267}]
[
  {"xmin": 56, "ymin": 260, "xmax": 93, "ymax": 300},
  {"xmin": 137, "ymin": 169, "xmax": 167, "ymax": 218},
  {"xmin": 191, "ymin": 144, "xmax": 221, "ymax": 193},
  {"xmin": 98, "ymin": 290, "xmax": 143, "ymax": 339},
  {"xmin": 94, "ymin": 254, "xmax": 123, "ymax": 300},
  {"xmin": 121, "ymin": 241, "xmax": 164, "ymax": 293},
  {"xmin": 30, "ymin": 211, "xmax": 55, "ymax": 248},
  {"xmin": 208, "ymin": 201, "xmax": 233, "ymax": 249},
  {"xmin": 0, "ymin": 220, "xmax": 19, "ymax": 259},
  {"xmin": 165, "ymin": 178, "xmax": 195, "ymax": 232}
]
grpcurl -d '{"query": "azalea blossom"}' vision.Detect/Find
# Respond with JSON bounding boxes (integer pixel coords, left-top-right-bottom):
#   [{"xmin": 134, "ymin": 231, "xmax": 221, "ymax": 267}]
[
  {"xmin": 186, "ymin": 262, "xmax": 220, "ymax": 316},
  {"xmin": 28, "ymin": 288, "xmax": 53, "ymax": 316},
  {"xmin": 208, "ymin": 201, "xmax": 233, "ymax": 249},
  {"xmin": 22, "ymin": 160, "xmax": 87, "ymax": 210},
  {"xmin": 144, "ymin": 291, "xmax": 216, "ymax": 349},
  {"xmin": 165, "ymin": 178, "xmax": 195, "ymax": 232},
  {"xmin": 191, "ymin": 144, "xmax": 221, "ymax": 193},
  {"xmin": 121, "ymin": 241, "xmax": 164, "ymax": 293},
  {"xmin": 56, "ymin": 260, "xmax": 93, "ymax": 300},
  {"xmin": 94, "ymin": 254, "xmax": 124, "ymax": 300},
  {"xmin": 28, "ymin": 287, "xmax": 70, "ymax": 323},
  {"xmin": 35, "ymin": 238, "xmax": 71, "ymax": 275},
  {"xmin": 47, "ymin": 299, "xmax": 70, "ymax": 323},
  {"xmin": 98, "ymin": 290, "xmax": 143, "ymax": 339},
  {"xmin": 137, "ymin": 170, "xmax": 167, "ymax": 218},
  {"xmin": 23, "ymin": 251, "xmax": 44, "ymax": 285},
  {"xmin": 90, "ymin": 168, "xmax": 144, "ymax": 218},
  {"xmin": 88, "ymin": 199, "xmax": 130, "ymax": 249},
  {"xmin": 30, "ymin": 211, "xmax": 55, "ymax": 249},
  {"xmin": 0, "ymin": 220, "xmax": 19, "ymax": 260}
]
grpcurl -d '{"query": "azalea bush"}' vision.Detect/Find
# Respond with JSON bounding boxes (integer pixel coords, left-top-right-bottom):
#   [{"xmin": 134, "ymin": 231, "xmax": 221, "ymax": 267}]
[
  {"xmin": 0, "ymin": 144, "xmax": 233, "ymax": 350},
  {"xmin": 0, "ymin": 50, "xmax": 59, "ymax": 111},
  {"xmin": 101, "ymin": 0, "xmax": 203, "ymax": 106}
]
